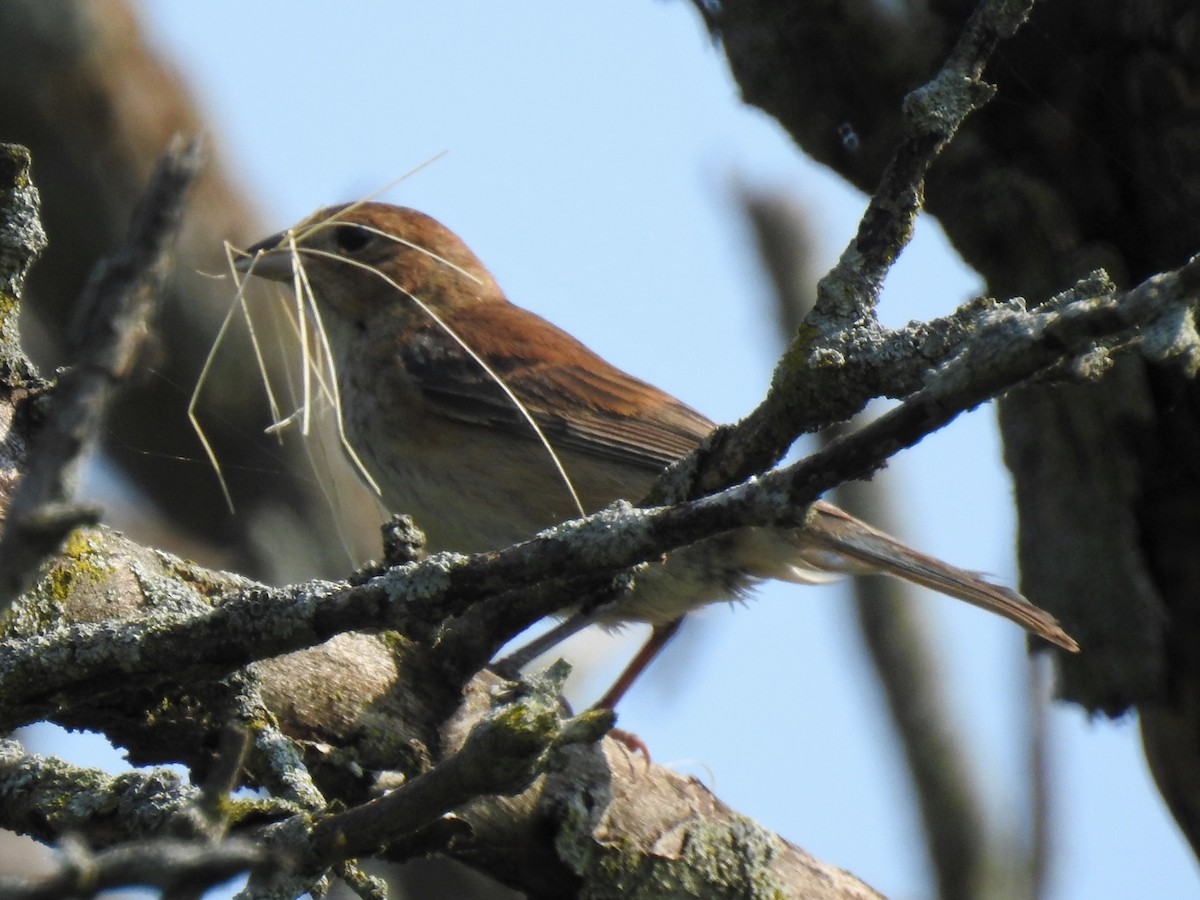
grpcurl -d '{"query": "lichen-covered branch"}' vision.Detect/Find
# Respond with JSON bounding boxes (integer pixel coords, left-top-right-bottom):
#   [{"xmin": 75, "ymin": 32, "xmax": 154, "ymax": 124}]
[
  {"xmin": 3, "ymin": 256, "xmax": 1196, "ymax": 764},
  {"xmin": 5, "ymin": 251, "xmax": 1190, "ymax": 894},
  {"xmin": 667, "ymin": 0, "xmax": 1037, "ymax": 503}
]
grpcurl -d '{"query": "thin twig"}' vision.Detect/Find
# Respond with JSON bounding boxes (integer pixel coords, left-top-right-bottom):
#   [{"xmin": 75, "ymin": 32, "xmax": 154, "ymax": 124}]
[
  {"xmin": 308, "ymin": 663, "xmax": 608, "ymax": 864},
  {"xmin": 0, "ymin": 834, "xmax": 275, "ymax": 900}
]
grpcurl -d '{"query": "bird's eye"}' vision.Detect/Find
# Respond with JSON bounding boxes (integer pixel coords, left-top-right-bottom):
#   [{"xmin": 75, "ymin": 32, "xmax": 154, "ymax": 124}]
[{"xmin": 332, "ymin": 224, "xmax": 373, "ymax": 254}]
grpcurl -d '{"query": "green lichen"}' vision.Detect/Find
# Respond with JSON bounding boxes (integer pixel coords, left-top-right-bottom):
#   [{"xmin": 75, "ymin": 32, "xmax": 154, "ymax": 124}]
[
  {"xmin": 559, "ymin": 790, "xmax": 788, "ymax": 900},
  {"xmin": 3, "ymin": 528, "xmax": 113, "ymax": 637},
  {"xmin": 0, "ymin": 309, "xmax": 38, "ymax": 380},
  {"xmin": 223, "ymin": 793, "xmax": 296, "ymax": 828},
  {"xmin": 770, "ymin": 321, "xmax": 822, "ymax": 390},
  {"xmin": 52, "ymin": 528, "xmax": 111, "ymax": 589},
  {"xmin": 143, "ymin": 695, "xmax": 178, "ymax": 728},
  {"xmin": 0, "ymin": 289, "xmax": 16, "ymax": 321},
  {"xmin": 37, "ymin": 765, "xmax": 117, "ymax": 827},
  {"xmin": 155, "ymin": 552, "xmax": 238, "ymax": 606},
  {"xmin": 376, "ymin": 630, "xmax": 413, "ymax": 656}
]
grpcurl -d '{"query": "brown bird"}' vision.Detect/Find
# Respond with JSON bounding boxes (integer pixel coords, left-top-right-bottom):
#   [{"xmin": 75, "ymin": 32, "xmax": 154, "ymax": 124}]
[{"xmin": 235, "ymin": 201, "xmax": 1078, "ymax": 706}]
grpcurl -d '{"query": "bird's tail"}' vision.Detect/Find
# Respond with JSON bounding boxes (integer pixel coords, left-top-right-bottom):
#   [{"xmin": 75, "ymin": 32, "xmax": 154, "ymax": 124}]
[{"xmin": 793, "ymin": 500, "xmax": 1079, "ymax": 652}]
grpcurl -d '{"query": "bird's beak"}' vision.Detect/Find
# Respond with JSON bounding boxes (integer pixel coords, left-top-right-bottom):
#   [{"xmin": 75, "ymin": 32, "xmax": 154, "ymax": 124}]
[{"xmin": 234, "ymin": 231, "xmax": 294, "ymax": 282}]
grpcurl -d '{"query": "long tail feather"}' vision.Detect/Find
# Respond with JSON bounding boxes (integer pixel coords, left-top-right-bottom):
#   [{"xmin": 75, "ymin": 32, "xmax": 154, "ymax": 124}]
[{"xmin": 803, "ymin": 501, "xmax": 1079, "ymax": 652}]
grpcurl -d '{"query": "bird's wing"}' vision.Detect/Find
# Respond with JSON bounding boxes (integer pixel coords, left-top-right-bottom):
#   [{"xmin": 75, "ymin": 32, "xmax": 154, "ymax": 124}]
[{"xmin": 396, "ymin": 303, "xmax": 714, "ymax": 472}]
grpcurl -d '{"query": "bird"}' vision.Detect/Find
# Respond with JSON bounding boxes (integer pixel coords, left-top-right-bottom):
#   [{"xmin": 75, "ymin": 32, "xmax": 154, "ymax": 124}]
[{"xmin": 234, "ymin": 201, "xmax": 1078, "ymax": 707}]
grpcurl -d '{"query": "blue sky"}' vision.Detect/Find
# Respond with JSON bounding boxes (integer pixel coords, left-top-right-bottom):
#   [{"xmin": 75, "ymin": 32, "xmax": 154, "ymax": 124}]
[{"xmin": 42, "ymin": 3, "xmax": 1198, "ymax": 897}]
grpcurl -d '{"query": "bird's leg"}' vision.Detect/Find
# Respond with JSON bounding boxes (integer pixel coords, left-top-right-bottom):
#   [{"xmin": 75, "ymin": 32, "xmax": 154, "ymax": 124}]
[
  {"xmin": 492, "ymin": 611, "xmax": 596, "ymax": 675},
  {"xmin": 590, "ymin": 616, "xmax": 685, "ymax": 759},
  {"xmin": 593, "ymin": 616, "xmax": 684, "ymax": 710}
]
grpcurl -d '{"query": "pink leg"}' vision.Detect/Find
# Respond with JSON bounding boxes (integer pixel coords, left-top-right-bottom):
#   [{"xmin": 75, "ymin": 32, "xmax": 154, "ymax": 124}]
[{"xmin": 593, "ymin": 616, "xmax": 684, "ymax": 710}]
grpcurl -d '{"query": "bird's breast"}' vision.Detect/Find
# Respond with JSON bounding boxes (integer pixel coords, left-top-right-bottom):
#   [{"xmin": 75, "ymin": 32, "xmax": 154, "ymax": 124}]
[{"xmin": 333, "ymin": 342, "xmax": 654, "ymax": 554}]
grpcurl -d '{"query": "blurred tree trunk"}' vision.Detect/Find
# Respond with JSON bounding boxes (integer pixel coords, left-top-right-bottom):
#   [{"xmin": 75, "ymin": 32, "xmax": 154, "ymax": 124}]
[
  {"xmin": 0, "ymin": 0, "xmax": 379, "ymax": 583},
  {"xmin": 702, "ymin": 0, "xmax": 1200, "ymax": 856}
]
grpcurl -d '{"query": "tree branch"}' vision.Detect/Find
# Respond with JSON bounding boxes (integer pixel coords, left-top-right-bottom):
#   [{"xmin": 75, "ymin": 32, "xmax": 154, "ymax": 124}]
[
  {"xmin": 2, "ymin": 261, "xmax": 1195, "ymax": 739},
  {"xmin": 667, "ymin": 0, "xmax": 1038, "ymax": 501}
]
